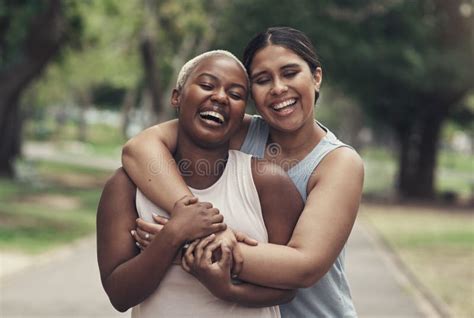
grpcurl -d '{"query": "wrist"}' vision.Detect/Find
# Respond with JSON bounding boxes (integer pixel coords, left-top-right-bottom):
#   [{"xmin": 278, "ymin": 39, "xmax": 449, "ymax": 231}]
[
  {"xmin": 219, "ymin": 282, "xmax": 240, "ymax": 302},
  {"xmin": 161, "ymin": 220, "xmax": 187, "ymax": 248},
  {"xmin": 205, "ymin": 277, "xmax": 235, "ymax": 302}
]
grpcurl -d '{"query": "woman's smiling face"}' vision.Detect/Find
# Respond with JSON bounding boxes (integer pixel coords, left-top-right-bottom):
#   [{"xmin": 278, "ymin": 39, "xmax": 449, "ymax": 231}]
[
  {"xmin": 172, "ymin": 55, "xmax": 248, "ymax": 147},
  {"xmin": 249, "ymin": 45, "xmax": 322, "ymax": 133}
]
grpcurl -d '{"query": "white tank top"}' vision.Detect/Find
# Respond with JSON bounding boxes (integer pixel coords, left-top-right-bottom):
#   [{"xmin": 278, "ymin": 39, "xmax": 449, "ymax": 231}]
[{"xmin": 132, "ymin": 150, "xmax": 280, "ymax": 318}]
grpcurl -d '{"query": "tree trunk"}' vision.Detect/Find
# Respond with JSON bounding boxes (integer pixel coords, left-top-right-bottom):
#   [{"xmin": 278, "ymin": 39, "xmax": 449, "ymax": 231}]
[
  {"xmin": 0, "ymin": 96, "xmax": 21, "ymax": 177},
  {"xmin": 120, "ymin": 88, "xmax": 137, "ymax": 138},
  {"xmin": 77, "ymin": 91, "xmax": 92, "ymax": 142},
  {"xmin": 140, "ymin": 33, "xmax": 162, "ymax": 124},
  {"xmin": 396, "ymin": 105, "xmax": 447, "ymax": 199},
  {"xmin": 0, "ymin": 0, "xmax": 66, "ymax": 177}
]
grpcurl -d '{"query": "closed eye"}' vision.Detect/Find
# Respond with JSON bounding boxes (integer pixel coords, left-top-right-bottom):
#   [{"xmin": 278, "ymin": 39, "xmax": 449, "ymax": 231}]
[
  {"xmin": 199, "ymin": 83, "xmax": 214, "ymax": 90},
  {"xmin": 253, "ymin": 77, "xmax": 270, "ymax": 85},
  {"xmin": 229, "ymin": 92, "xmax": 243, "ymax": 100},
  {"xmin": 283, "ymin": 70, "xmax": 298, "ymax": 78}
]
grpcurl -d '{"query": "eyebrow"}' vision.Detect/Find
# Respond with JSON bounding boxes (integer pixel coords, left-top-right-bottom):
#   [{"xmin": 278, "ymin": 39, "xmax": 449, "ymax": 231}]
[
  {"xmin": 251, "ymin": 63, "xmax": 301, "ymax": 79},
  {"xmin": 197, "ymin": 73, "xmax": 247, "ymax": 91}
]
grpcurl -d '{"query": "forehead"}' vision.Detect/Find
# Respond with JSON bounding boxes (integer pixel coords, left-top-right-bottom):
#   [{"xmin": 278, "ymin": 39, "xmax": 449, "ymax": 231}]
[
  {"xmin": 250, "ymin": 45, "xmax": 308, "ymax": 74},
  {"xmin": 190, "ymin": 56, "xmax": 248, "ymax": 86}
]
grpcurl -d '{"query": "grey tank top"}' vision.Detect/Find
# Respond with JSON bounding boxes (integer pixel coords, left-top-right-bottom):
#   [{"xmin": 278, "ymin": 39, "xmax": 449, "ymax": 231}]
[{"xmin": 240, "ymin": 115, "xmax": 357, "ymax": 318}]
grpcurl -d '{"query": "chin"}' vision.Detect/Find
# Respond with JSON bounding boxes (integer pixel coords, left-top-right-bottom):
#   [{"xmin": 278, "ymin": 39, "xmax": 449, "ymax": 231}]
[{"xmin": 192, "ymin": 133, "xmax": 231, "ymax": 148}]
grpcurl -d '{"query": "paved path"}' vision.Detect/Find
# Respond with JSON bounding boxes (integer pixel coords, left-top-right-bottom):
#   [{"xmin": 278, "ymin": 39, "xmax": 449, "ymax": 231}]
[
  {"xmin": 0, "ymin": 237, "xmax": 128, "ymax": 318},
  {"xmin": 0, "ymin": 219, "xmax": 437, "ymax": 318},
  {"xmin": 346, "ymin": 220, "xmax": 438, "ymax": 318},
  {"xmin": 0, "ymin": 143, "xmax": 440, "ymax": 317}
]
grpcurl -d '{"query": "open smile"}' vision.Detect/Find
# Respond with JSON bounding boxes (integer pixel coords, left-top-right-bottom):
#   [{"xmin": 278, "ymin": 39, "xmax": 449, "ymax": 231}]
[
  {"xmin": 271, "ymin": 98, "xmax": 297, "ymax": 112},
  {"xmin": 199, "ymin": 110, "xmax": 225, "ymax": 125}
]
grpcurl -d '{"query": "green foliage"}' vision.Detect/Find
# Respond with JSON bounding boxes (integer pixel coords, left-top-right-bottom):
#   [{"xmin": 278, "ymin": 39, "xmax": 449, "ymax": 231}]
[
  {"xmin": 91, "ymin": 83, "xmax": 127, "ymax": 110},
  {"xmin": 0, "ymin": 1, "xmax": 46, "ymax": 67},
  {"xmin": 217, "ymin": 0, "xmax": 473, "ymax": 123},
  {"xmin": 27, "ymin": 0, "xmax": 221, "ymax": 113},
  {"xmin": 0, "ymin": 160, "xmax": 110, "ymax": 253},
  {"xmin": 0, "ymin": 0, "xmax": 83, "ymax": 69},
  {"xmin": 31, "ymin": 0, "xmax": 143, "ymax": 108},
  {"xmin": 362, "ymin": 147, "xmax": 473, "ymax": 199}
]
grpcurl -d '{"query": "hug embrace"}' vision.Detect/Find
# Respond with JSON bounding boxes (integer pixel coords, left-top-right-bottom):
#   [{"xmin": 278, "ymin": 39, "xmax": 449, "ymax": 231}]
[{"xmin": 97, "ymin": 26, "xmax": 364, "ymax": 318}]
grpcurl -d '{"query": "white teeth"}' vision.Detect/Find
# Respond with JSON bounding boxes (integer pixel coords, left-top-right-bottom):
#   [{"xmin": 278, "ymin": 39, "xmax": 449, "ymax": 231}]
[
  {"xmin": 273, "ymin": 98, "xmax": 296, "ymax": 110},
  {"xmin": 199, "ymin": 111, "xmax": 225, "ymax": 124}
]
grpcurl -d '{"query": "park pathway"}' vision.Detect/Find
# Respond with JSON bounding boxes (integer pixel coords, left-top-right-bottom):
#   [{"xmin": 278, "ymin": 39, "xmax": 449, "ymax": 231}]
[
  {"xmin": 0, "ymin": 142, "xmax": 440, "ymax": 317},
  {"xmin": 0, "ymin": 220, "xmax": 436, "ymax": 318}
]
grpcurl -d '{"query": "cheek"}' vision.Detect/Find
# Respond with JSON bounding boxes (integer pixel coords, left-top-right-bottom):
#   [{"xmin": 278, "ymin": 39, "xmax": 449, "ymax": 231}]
[
  {"xmin": 251, "ymin": 86, "xmax": 266, "ymax": 104},
  {"xmin": 234, "ymin": 101, "xmax": 247, "ymax": 116}
]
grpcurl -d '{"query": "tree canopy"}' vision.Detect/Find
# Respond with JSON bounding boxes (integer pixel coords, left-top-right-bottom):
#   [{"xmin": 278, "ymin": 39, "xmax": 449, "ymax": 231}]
[{"xmin": 1, "ymin": 0, "xmax": 472, "ymax": 199}]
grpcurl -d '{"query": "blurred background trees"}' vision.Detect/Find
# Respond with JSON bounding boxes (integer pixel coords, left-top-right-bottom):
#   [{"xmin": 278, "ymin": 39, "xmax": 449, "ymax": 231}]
[
  {"xmin": 0, "ymin": 0, "xmax": 81, "ymax": 177},
  {"xmin": 1, "ymin": 0, "xmax": 472, "ymax": 201}
]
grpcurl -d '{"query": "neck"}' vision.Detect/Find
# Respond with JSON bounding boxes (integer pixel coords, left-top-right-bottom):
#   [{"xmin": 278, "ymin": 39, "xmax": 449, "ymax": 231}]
[
  {"xmin": 268, "ymin": 118, "xmax": 326, "ymax": 157},
  {"xmin": 175, "ymin": 132, "xmax": 229, "ymax": 189}
]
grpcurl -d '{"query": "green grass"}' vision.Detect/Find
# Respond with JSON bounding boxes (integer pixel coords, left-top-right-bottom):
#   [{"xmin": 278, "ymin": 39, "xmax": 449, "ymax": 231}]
[
  {"xmin": 0, "ymin": 160, "xmax": 110, "ymax": 254},
  {"xmin": 34, "ymin": 159, "xmax": 113, "ymax": 176},
  {"xmin": 25, "ymin": 121, "xmax": 125, "ymax": 157},
  {"xmin": 362, "ymin": 204, "xmax": 474, "ymax": 317},
  {"xmin": 0, "ymin": 203, "xmax": 95, "ymax": 253},
  {"xmin": 361, "ymin": 147, "xmax": 473, "ymax": 200}
]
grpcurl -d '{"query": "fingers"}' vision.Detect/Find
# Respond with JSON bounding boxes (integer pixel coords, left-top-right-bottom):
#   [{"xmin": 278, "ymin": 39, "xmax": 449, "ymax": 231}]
[
  {"xmin": 208, "ymin": 208, "xmax": 220, "ymax": 216},
  {"xmin": 136, "ymin": 218, "xmax": 163, "ymax": 235},
  {"xmin": 203, "ymin": 240, "xmax": 222, "ymax": 263},
  {"xmin": 234, "ymin": 231, "xmax": 258, "ymax": 246},
  {"xmin": 131, "ymin": 230, "xmax": 149, "ymax": 249},
  {"xmin": 181, "ymin": 256, "xmax": 191, "ymax": 272},
  {"xmin": 151, "ymin": 213, "xmax": 169, "ymax": 225},
  {"xmin": 211, "ymin": 223, "xmax": 227, "ymax": 233},
  {"xmin": 219, "ymin": 245, "xmax": 232, "ymax": 270},
  {"xmin": 183, "ymin": 239, "xmax": 200, "ymax": 271},
  {"xmin": 231, "ymin": 245, "xmax": 244, "ymax": 277},
  {"xmin": 194, "ymin": 234, "xmax": 216, "ymax": 263},
  {"xmin": 136, "ymin": 227, "xmax": 154, "ymax": 243},
  {"xmin": 177, "ymin": 195, "xmax": 199, "ymax": 206},
  {"xmin": 198, "ymin": 201, "xmax": 213, "ymax": 209},
  {"xmin": 211, "ymin": 213, "xmax": 224, "ymax": 224}
]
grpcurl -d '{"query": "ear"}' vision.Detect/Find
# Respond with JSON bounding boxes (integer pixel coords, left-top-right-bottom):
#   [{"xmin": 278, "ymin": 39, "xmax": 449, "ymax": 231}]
[
  {"xmin": 312, "ymin": 67, "xmax": 323, "ymax": 92},
  {"xmin": 171, "ymin": 89, "xmax": 181, "ymax": 108}
]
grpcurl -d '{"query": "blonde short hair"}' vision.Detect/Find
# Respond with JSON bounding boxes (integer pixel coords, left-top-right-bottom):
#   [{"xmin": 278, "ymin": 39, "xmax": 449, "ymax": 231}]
[{"xmin": 175, "ymin": 50, "xmax": 249, "ymax": 91}]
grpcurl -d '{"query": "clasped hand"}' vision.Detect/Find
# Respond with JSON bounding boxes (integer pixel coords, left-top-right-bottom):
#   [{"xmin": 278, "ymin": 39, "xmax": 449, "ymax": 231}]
[{"xmin": 131, "ymin": 195, "xmax": 258, "ymax": 278}]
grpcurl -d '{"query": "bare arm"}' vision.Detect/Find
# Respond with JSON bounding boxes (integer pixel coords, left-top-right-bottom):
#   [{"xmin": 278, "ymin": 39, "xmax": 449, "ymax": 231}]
[
  {"xmin": 97, "ymin": 168, "xmax": 185, "ymax": 312},
  {"xmin": 251, "ymin": 159, "xmax": 304, "ymax": 245},
  {"xmin": 122, "ymin": 120, "xmax": 189, "ymax": 214},
  {"xmin": 183, "ymin": 239, "xmax": 296, "ymax": 307},
  {"xmin": 238, "ymin": 148, "xmax": 364, "ymax": 289},
  {"xmin": 216, "ymin": 159, "xmax": 304, "ymax": 306},
  {"xmin": 97, "ymin": 169, "xmax": 226, "ymax": 312},
  {"xmin": 121, "ymin": 116, "xmax": 252, "ymax": 214},
  {"xmin": 181, "ymin": 159, "xmax": 304, "ymax": 306}
]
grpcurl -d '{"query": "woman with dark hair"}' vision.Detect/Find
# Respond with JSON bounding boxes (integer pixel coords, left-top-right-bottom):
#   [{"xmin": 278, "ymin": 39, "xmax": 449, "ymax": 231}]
[
  {"xmin": 97, "ymin": 50, "xmax": 303, "ymax": 317},
  {"xmin": 123, "ymin": 27, "xmax": 364, "ymax": 317}
]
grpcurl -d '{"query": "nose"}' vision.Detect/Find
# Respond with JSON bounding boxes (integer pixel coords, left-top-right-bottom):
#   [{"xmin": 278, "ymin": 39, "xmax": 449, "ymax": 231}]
[
  {"xmin": 270, "ymin": 78, "xmax": 288, "ymax": 96},
  {"xmin": 210, "ymin": 87, "xmax": 228, "ymax": 104}
]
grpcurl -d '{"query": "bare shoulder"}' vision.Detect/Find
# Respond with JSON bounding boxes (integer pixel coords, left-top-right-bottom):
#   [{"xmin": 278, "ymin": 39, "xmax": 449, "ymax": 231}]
[
  {"xmin": 229, "ymin": 114, "xmax": 252, "ymax": 150},
  {"xmin": 250, "ymin": 157, "xmax": 302, "ymax": 201},
  {"xmin": 250, "ymin": 157, "xmax": 289, "ymax": 188},
  {"xmin": 98, "ymin": 168, "xmax": 136, "ymax": 217},
  {"xmin": 103, "ymin": 167, "xmax": 135, "ymax": 192},
  {"xmin": 319, "ymin": 147, "xmax": 363, "ymax": 177},
  {"xmin": 309, "ymin": 146, "xmax": 364, "ymax": 192}
]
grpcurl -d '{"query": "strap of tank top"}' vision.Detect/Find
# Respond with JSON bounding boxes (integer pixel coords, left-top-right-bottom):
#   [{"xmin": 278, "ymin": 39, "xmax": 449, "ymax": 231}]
[
  {"xmin": 287, "ymin": 121, "xmax": 351, "ymax": 201},
  {"xmin": 240, "ymin": 115, "xmax": 268, "ymax": 158}
]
